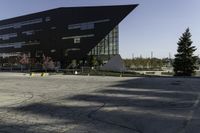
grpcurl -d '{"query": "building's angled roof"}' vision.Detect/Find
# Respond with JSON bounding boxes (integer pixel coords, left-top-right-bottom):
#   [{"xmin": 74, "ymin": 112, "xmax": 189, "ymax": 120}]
[{"xmin": 0, "ymin": 4, "xmax": 138, "ymax": 24}]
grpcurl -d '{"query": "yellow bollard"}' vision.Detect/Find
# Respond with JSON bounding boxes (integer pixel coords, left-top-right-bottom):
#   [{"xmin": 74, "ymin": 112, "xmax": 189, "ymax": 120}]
[
  {"xmin": 30, "ymin": 72, "xmax": 34, "ymax": 77},
  {"xmin": 41, "ymin": 73, "xmax": 45, "ymax": 77}
]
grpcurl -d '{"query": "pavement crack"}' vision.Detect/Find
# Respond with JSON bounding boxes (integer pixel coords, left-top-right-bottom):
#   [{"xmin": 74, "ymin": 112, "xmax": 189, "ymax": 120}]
[{"xmin": 87, "ymin": 102, "xmax": 143, "ymax": 133}]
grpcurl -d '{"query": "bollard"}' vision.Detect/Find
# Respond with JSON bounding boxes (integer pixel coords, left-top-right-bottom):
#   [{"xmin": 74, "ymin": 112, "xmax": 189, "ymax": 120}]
[
  {"xmin": 41, "ymin": 73, "xmax": 45, "ymax": 77},
  {"xmin": 30, "ymin": 72, "xmax": 34, "ymax": 77}
]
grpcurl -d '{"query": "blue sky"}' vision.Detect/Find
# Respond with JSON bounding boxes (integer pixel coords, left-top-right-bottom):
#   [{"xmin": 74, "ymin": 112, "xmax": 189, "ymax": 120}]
[{"xmin": 0, "ymin": 0, "xmax": 200, "ymax": 58}]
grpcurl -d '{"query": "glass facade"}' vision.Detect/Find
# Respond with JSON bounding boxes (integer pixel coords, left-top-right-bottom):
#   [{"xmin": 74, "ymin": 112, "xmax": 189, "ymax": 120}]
[{"xmin": 88, "ymin": 26, "xmax": 119, "ymax": 61}]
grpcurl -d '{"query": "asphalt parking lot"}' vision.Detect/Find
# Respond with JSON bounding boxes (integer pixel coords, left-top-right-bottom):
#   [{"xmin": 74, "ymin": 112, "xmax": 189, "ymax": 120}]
[{"xmin": 0, "ymin": 73, "xmax": 200, "ymax": 133}]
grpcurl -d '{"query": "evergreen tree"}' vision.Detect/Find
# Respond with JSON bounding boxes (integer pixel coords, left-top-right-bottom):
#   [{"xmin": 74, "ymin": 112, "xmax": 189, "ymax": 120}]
[{"xmin": 173, "ymin": 28, "xmax": 198, "ymax": 76}]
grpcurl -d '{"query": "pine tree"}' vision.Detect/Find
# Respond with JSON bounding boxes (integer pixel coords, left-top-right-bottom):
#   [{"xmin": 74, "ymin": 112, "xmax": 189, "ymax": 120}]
[{"xmin": 173, "ymin": 28, "xmax": 198, "ymax": 76}]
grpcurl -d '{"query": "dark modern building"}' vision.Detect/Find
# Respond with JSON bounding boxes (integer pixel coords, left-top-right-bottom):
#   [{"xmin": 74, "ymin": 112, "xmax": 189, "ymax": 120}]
[{"xmin": 0, "ymin": 4, "xmax": 138, "ymax": 70}]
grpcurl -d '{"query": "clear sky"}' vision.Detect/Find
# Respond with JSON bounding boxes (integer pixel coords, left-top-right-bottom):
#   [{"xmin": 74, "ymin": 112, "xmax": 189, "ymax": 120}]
[{"xmin": 0, "ymin": 0, "xmax": 200, "ymax": 59}]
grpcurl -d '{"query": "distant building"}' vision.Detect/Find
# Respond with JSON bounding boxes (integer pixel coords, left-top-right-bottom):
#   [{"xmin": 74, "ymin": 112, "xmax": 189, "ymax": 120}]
[{"xmin": 0, "ymin": 5, "xmax": 138, "ymax": 69}]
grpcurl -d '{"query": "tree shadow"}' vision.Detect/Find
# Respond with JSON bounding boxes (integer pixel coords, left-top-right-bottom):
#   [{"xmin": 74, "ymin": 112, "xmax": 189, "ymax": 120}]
[
  {"xmin": 4, "ymin": 77, "xmax": 199, "ymax": 133},
  {"xmin": 108, "ymin": 77, "xmax": 189, "ymax": 91},
  {"xmin": 0, "ymin": 122, "xmax": 67, "ymax": 133}
]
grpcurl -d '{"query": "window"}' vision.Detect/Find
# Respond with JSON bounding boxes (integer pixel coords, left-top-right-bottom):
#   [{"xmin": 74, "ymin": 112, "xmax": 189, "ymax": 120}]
[
  {"xmin": 64, "ymin": 48, "xmax": 81, "ymax": 56},
  {"xmin": 45, "ymin": 17, "xmax": 51, "ymax": 22},
  {"xmin": 14, "ymin": 43, "xmax": 22, "ymax": 48},
  {"xmin": 50, "ymin": 49, "xmax": 56, "ymax": 53},
  {"xmin": 68, "ymin": 19, "xmax": 110, "ymax": 30},
  {"xmin": 0, "ymin": 40, "xmax": 40, "ymax": 49},
  {"xmin": 68, "ymin": 22, "xmax": 95, "ymax": 30},
  {"xmin": 67, "ymin": 48, "xmax": 80, "ymax": 51},
  {"xmin": 26, "ymin": 40, "xmax": 40, "ymax": 46},
  {"xmin": 51, "ymin": 27, "xmax": 56, "ymax": 30},
  {"xmin": 0, "ymin": 42, "xmax": 25, "ymax": 48},
  {"xmin": 0, "ymin": 52, "xmax": 21, "ymax": 58},
  {"xmin": 0, "ymin": 33, "xmax": 17, "ymax": 40},
  {"xmin": 0, "ymin": 18, "xmax": 43, "ymax": 30},
  {"xmin": 68, "ymin": 24, "xmax": 80, "ymax": 30},
  {"xmin": 62, "ymin": 34, "xmax": 94, "ymax": 44},
  {"xmin": 74, "ymin": 38, "xmax": 80, "ymax": 44},
  {"xmin": 22, "ymin": 30, "xmax": 34, "ymax": 36},
  {"xmin": 80, "ymin": 23, "xmax": 94, "ymax": 30}
]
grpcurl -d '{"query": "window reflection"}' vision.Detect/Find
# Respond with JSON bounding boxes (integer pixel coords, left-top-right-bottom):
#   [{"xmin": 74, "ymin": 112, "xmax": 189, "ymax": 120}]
[
  {"xmin": 0, "ymin": 18, "xmax": 43, "ymax": 30},
  {"xmin": 0, "ymin": 33, "xmax": 17, "ymax": 40}
]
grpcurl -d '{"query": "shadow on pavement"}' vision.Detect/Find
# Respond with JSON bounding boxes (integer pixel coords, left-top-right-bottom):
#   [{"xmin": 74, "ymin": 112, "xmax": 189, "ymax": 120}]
[{"xmin": 3, "ymin": 77, "xmax": 199, "ymax": 133}]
